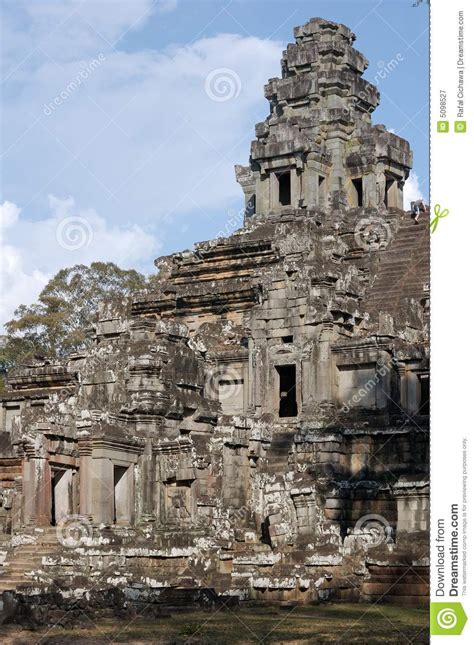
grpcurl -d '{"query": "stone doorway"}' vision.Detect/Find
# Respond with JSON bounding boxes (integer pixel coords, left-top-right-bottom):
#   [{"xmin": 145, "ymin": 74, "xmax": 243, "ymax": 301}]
[
  {"xmin": 51, "ymin": 468, "xmax": 73, "ymax": 526},
  {"xmin": 113, "ymin": 465, "xmax": 132, "ymax": 525}
]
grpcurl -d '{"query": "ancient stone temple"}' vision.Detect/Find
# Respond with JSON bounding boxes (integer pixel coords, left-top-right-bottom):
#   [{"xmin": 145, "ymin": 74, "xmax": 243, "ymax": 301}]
[{"xmin": 0, "ymin": 18, "xmax": 429, "ymax": 612}]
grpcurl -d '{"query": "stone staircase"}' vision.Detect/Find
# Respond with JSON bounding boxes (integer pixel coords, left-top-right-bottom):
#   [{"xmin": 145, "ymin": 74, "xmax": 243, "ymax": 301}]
[
  {"xmin": 0, "ymin": 528, "xmax": 60, "ymax": 592},
  {"xmin": 361, "ymin": 563, "xmax": 429, "ymax": 607},
  {"xmin": 365, "ymin": 212, "xmax": 430, "ymax": 318}
]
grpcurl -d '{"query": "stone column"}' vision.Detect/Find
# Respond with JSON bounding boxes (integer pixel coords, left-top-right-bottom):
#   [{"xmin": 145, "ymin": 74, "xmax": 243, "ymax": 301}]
[
  {"xmin": 139, "ymin": 440, "xmax": 156, "ymax": 524},
  {"xmin": 406, "ymin": 371, "xmax": 420, "ymax": 414},
  {"xmin": 290, "ymin": 167, "xmax": 301, "ymax": 207},
  {"xmin": 31, "ymin": 457, "xmax": 52, "ymax": 527},
  {"xmin": 11, "ymin": 476, "xmax": 23, "ymax": 531},
  {"xmin": 78, "ymin": 439, "xmax": 93, "ymax": 520},
  {"xmin": 315, "ymin": 323, "xmax": 334, "ymax": 403},
  {"xmin": 235, "ymin": 164, "xmax": 256, "ymax": 219},
  {"xmin": 21, "ymin": 456, "xmax": 34, "ymax": 527},
  {"xmin": 301, "ymin": 345, "xmax": 314, "ymax": 411},
  {"xmin": 325, "ymin": 133, "xmax": 347, "ymax": 195},
  {"xmin": 91, "ymin": 457, "xmax": 114, "ymax": 525},
  {"xmin": 247, "ymin": 338, "xmax": 255, "ymax": 412},
  {"xmin": 303, "ymin": 155, "xmax": 319, "ymax": 208},
  {"xmin": 375, "ymin": 161, "xmax": 386, "ymax": 207},
  {"xmin": 256, "ymin": 172, "xmax": 270, "ymax": 214},
  {"xmin": 362, "ymin": 172, "xmax": 373, "ymax": 207}
]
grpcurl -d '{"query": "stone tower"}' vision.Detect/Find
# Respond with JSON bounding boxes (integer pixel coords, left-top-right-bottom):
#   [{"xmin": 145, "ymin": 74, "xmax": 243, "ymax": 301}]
[
  {"xmin": 0, "ymin": 18, "xmax": 429, "ymax": 615},
  {"xmin": 236, "ymin": 18, "xmax": 411, "ymax": 219}
]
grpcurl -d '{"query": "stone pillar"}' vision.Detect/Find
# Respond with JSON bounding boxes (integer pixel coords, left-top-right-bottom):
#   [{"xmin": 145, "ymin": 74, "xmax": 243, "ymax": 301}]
[
  {"xmin": 405, "ymin": 371, "xmax": 420, "ymax": 414},
  {"xmin": 375, "ymin": 161, "xmax": 386, "ymax": 207},
  {"xmin": 301, "ymin": 357, "xmax": 312, "ymax": 411},
  {"xmin": 21, "ymin": 457, "xmax": 34, "ymax": 527},
  {"xmin": 301, "ymin": 342, "xmax": 316, "ymax": 411},
  {"xmin": 256, "ymin": 172, "xmax": 270, "ymax": 214},
  {"xmin": 362, "ymin": 172, "xmax": 376, "ymax": 207},
  {"xmin": 31, "ymin": 457, "xmax": 52, "ymax": 527},
  {"xmin": 253, "ymin": 344, "xmax": 263, "ymax": 413},
  {"xmin": 235, "ymin": 164, "xmax": 256, "ymax": 218},
  {"xmin": 139, "ymin": 440, "xmax": 156, "ymax": 523},
  {"xmin": 91, "ymin": 457, "xmax": 113, "ymax": 525},
  {"xmin": 11, "ymin": 476, "xmax": 23, "ymax": 531},
  {"xmin": 247, "ymin": 338, "xmax": 255, "ymax": 412},
  {"xmin": 325, "ymin": 135, "xmax": 346, "ymax": 195},
  {"xmin": 291, "ymin": 167, "xmax": 301, "ymax": 207},
  {"xmin": 315, "ymin": 324, "xmax": 334, "ymax": 402},
  {"xmin": 78, "ymin": 439, "xmax": 93, "ymax": 520},
  {"xmin": 303, "ymin": 155, "xmax": 320, "ymax": 208}
]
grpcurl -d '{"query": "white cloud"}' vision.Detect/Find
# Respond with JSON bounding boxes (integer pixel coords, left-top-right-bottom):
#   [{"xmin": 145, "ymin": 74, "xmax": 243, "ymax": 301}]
[
  {"xmin": 403, "ymin": 172, "xmax": 425, "ymax": 209},
  {"xmin": 0, "ymin": 201, "xmax": 20, "ymax": 229},
  {"xmin": 0, "ymin": 197, "xmax": 158, "ymax": 328},
  {"xmin": 2, "ymin": 29, "xmax": 282, "ymax": 228}
]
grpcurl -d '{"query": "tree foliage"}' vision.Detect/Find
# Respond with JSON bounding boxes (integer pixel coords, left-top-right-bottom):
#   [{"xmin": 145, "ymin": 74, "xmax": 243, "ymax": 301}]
[{"xmin": 1, "ymin": 262, "xmax": 147, "ymax": 374}]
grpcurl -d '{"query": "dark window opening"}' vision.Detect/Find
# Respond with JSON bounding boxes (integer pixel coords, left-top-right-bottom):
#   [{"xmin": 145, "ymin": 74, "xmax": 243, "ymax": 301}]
[
  {"xmin": 352, "ymin": 178, "xmax": 363, "ymax": 207},
  {"xmin": 282, "ymin": 335, "xmax": 293, "ymax": 344},
  {"xmin": 384, "ymin": 177, "xmax": 395, "ymax": 207},
  {"xmin": 318, "ymin": 175, "xmax": 326, "ymax": 205},
  {"xmin": 418, "ymin": 374, "xmax": 429, "ymax": 415},
  {"xmin": 245, "ymin": 194, "xmax": 255, "ymax": 218},
  {"xmin": 277, "ymin": 171, "xmax": 291, "ymax": 206},
  {"xmin": 276, "ymin": 364, "xmax": 298, "ymax": 418},
  {"xmin": 51, "ymin": 473, "xmax": 57, "ymax": 526},
  {"xmin": 51, "ymin": 470, "xmax": 65, "ymax": 526}
]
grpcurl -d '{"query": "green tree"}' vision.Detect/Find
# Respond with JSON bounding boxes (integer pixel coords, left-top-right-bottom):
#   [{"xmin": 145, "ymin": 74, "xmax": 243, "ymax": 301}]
[{"xmin": 1, "ymin": 262, "xmax": 147, "ymax": 375}]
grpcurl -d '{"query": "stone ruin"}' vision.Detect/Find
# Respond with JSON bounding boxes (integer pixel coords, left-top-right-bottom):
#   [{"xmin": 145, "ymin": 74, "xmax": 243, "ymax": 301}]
[{"xmin": 0, "ymin": 18, "xmax": 429, "ymax": 619}]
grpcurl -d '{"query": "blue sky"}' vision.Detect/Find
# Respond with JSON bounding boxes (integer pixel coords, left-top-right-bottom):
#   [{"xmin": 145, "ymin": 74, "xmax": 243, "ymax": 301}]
[{"xmin": 0, "ymin": 0, "xmax": 428, "ymax": 325}]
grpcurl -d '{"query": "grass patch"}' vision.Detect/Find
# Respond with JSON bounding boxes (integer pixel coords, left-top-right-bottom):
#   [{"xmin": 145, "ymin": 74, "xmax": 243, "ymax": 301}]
[{"xmin": 3, "ymin": 603, "xmax": 429, "ymax": 644}]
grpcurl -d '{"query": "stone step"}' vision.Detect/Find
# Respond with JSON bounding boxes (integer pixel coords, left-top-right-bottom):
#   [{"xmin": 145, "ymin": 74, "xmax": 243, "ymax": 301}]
[
  {"xmin": 0, "ymin": 577, "xmax": 33, "ymax": 585},
  {"xmin": 365, "ymin": 574, "xmax": 429, "ymax": 584},
  {"xmin": 11, "ymin": 546, "xmax": 58, "ymax": 553},
  {"xmin": 361, "ymin": 594, "xmax": 429, "ymax": 608},
  {"xmin": 2, "ymin": 561, "xmax": 47, "ymax": 570},
  {"xmin": 362, "ymin": 582, "xmax": 428, "ymax": 596},
  {"xmin": 367, "ymin": 565, "xmax": 428, "ymax": 575}
]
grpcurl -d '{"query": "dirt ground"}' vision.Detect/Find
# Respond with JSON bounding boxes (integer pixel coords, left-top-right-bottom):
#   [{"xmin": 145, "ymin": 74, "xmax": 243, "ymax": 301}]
[{"xmin": 0, "ymin": 602, "xmax": 429, "ymax": 644}]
